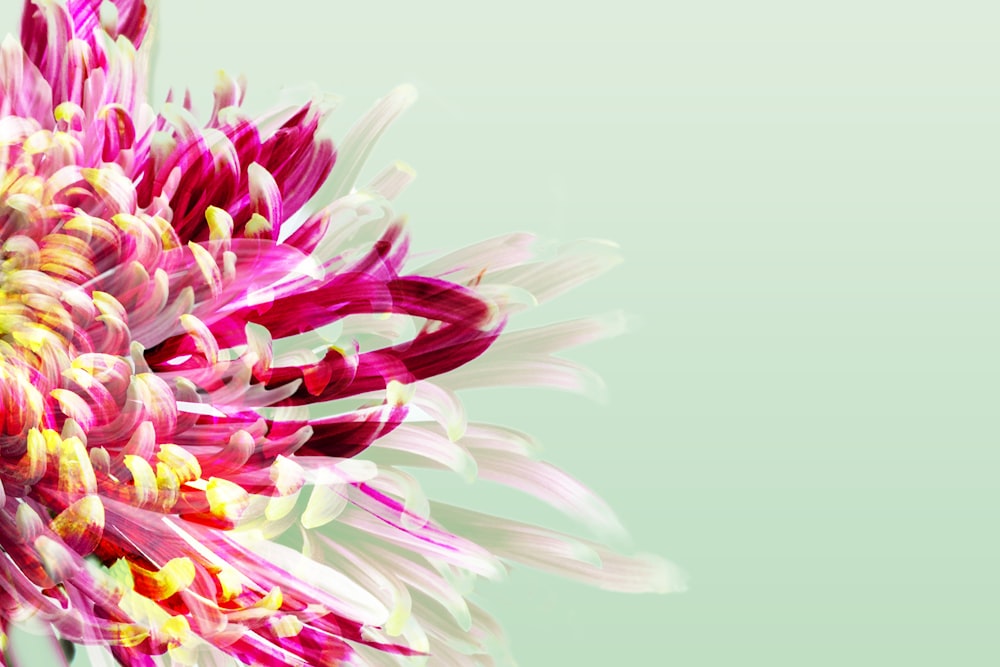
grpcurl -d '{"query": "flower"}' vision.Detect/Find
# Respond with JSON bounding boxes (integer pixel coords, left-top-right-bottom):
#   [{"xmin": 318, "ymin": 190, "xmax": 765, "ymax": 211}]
[{"xmin": 0, "ymin": 1, "xmax": 683, "ymax": 665}]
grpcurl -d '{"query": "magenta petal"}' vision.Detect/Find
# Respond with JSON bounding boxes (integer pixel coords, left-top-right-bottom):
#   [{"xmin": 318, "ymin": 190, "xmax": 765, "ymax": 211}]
[
  {"xmin": 229, "ymin": 274, "xmax": 491, "ymax": 343},
  {"xmin": 19, "ymin": 0, "xmax": 71, "ymax": 86},
  {"xmin": 1, "ymin": 31, "xmax": 54, "ymax": 124},
  {"xmin": 289, "ymin": 403, "xmax": 408, "ymax": 459},
  {"xmin": 99, "ymin": 104, "xmax": 135, "ymax": 161}
]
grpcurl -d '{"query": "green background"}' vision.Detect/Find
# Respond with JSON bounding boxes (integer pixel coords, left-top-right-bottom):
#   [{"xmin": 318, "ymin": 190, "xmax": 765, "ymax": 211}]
[{"xmin": 3, "ymin": 0, "xmax": 999, "ymax": 664}]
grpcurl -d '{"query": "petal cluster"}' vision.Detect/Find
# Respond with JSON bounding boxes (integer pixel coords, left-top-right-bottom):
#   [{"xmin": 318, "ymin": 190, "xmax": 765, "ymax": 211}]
[{"xmin": 0, "ymin": 2, "xmax": 680, "ymax": 665}]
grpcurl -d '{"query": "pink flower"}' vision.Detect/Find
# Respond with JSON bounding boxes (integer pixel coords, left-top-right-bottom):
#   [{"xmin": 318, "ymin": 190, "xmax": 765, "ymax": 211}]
[{"xmin": 0, "ymin": 1, "xmax": 682, "ymax": 664}]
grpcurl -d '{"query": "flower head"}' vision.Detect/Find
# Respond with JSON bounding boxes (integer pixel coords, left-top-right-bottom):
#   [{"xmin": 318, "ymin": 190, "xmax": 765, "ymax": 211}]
[{"xmin": 0, "ymin": 1, "xmax": 681, "ymax": 664}]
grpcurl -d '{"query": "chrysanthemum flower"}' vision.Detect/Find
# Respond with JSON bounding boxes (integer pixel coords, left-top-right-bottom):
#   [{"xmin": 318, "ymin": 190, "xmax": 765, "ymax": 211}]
[{"xmin": 0, "ymin": 1, "xmax": 682, "ymax": 664}]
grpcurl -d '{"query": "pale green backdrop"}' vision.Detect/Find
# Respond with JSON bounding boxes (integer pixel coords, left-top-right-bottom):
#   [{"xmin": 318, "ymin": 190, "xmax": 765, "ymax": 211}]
[{"xmin": 2, "ymin": 0, "xmax": 998, "ymax": 665}]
